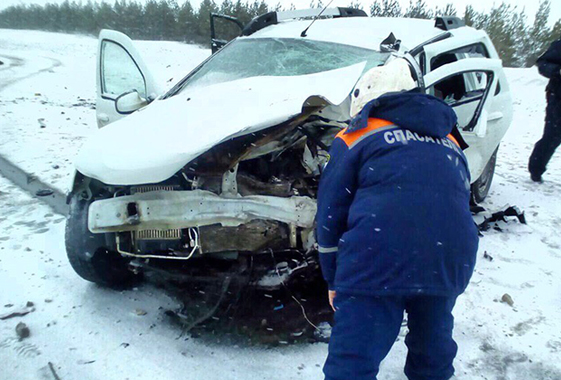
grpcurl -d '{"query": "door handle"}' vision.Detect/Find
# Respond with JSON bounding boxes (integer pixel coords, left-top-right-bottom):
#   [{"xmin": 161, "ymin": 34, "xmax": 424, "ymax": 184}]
[{"xmin": 97, "ymin": 113, "xmax": 110, "ymax": 122}]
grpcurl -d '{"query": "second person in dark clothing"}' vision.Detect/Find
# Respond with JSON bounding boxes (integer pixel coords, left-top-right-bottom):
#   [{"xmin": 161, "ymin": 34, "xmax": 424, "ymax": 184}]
[{"xmin": 529, "ymin": 37, "xmax": 561, "ymax": 182}]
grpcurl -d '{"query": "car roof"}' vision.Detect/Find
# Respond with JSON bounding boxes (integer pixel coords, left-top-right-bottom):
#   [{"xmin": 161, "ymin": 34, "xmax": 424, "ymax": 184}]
[{"xmin": 245, "ymin": 17, "xmax": 453, "ymax": 51}]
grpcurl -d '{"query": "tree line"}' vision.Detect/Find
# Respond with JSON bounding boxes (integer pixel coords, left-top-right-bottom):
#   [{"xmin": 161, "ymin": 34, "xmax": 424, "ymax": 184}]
[{"xmin": 0, "ymin": 0, "xmax": 559, "ymax": 67}]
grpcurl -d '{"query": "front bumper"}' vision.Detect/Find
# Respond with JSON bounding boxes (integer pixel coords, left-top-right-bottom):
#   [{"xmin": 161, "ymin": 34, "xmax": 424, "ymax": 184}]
[{"xmin": 88, "ymin": 189, "xmax": 317, "ymax": 234}]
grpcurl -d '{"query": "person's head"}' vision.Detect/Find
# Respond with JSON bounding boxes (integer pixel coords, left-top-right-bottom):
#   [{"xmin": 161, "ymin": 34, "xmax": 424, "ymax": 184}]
[{"xmin": 350, "ymin": 58, "xmax": 416, "ymax": 118}]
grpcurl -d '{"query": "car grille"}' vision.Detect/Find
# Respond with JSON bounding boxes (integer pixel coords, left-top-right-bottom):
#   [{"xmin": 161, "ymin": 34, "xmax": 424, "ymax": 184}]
[
  {"xmin": 130, "ymin": 185, "xmax": 176, "ymax": 194},
  {"xmin": 130, "ymin": 185, "xmax": 182, "ymax": 240},
  {"xmin": 136, "ymin": 229, "xmax": 181, "ymax": 240}
]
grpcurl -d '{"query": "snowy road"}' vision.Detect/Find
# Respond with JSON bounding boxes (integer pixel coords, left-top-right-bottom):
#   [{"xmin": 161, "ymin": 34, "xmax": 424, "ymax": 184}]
[
  {"xmin": 1, "ymin": 29, "xmax": 561, "ymax": 380},
  {"xmin": 0, "ymin": 52, "xmax": 61, "ymax": 90}
]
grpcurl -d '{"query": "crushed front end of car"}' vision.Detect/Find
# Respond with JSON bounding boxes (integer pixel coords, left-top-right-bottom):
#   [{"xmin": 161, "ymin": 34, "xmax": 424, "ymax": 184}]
[
  {"xmin": 66, "ymin": 60, "xmax": 371, "ymax": 292},
  {"xmin": 67, "ymin": 104, "xmax": 354, "ymax": 290},
  {"xmin": 65, "ymin": 103, "xmax": 348, "ymax": 338}
]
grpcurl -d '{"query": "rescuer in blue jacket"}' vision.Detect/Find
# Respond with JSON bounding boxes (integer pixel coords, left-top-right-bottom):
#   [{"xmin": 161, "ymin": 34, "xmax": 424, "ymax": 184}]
[{"xmin": 317, "ymin": 59, "xmax": 479, "ymax": 380}]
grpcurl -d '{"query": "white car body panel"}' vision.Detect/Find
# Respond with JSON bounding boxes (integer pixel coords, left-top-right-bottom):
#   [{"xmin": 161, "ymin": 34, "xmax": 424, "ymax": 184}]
[
  {"xmin": 80, "ymin": 16, "xmax": 513, "ymax": 188},
  {"xmin": 77, "ymin": 62, "xmax": 366, "ymax": 185}
]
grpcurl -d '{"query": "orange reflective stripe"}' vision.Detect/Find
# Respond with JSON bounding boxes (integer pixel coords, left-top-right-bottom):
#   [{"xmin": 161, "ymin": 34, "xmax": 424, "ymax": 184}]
[
  {"xmin": 336, "ymin": 118, "xmax": 461, "ymax": 149},
  {"xmin": 336, "ymin": 118, "xmax": 394, "ymax": 147},
  {"xmin": 446, "ymin": 134, "xmax": 460, "ymax": 148}
]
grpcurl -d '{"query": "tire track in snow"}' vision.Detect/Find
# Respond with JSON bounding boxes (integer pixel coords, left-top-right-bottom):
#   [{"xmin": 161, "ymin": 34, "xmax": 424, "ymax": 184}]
[
  {"xmin": 0, "ymin": 52, "xmax": 68, "ymax": 215},
  {"xmin": 0, "ymin": 54, "xmax": 62, "ymax": 91}
]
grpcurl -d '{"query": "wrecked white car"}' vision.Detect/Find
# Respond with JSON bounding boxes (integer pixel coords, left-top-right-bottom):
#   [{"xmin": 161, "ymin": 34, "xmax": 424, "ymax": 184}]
[{"xmin": 66, "ymin": 8, "xmax": 512, "ymax": 288}]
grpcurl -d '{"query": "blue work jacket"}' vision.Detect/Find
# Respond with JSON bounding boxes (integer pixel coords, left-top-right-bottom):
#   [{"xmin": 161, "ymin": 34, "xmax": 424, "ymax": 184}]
[{"xmin": 316, "ymin": 92, "xmax": 479, "ymax": 296}]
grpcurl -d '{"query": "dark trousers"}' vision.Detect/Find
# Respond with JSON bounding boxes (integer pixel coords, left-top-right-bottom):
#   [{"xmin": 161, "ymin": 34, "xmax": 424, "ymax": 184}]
[
  {"xmin": 324, "ymin": 294, "xmax": 458, "ymax": 380},
  {"xmin": 529, "ymin": 91, "xmax": 561, "ymax": 176}
]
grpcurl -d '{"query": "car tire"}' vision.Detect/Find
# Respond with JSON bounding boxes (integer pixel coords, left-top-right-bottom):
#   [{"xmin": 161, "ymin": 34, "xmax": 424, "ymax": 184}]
[
  {"xmin": 471, "ymin": 146, "xmax": 499, "ymax": 204},
  {"xmin": 65, "ymin": 195, "xmax": 138, "ymax": 288}
]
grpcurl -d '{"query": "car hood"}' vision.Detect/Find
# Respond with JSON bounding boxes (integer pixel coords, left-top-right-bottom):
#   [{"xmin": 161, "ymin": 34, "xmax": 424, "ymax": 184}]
[{"xmin": 76, "ymin": 62, "xmax": 366, "ymax": 185}]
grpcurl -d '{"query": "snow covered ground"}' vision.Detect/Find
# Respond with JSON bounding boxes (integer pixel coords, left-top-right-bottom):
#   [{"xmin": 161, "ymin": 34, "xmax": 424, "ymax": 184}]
[
  {"xmin": 0, "ymin": 29, "xmax": 209, "ymax": 193},
  {"xmin": 1, "ymin": 29, "xmax": 561, "ymax": 380}
]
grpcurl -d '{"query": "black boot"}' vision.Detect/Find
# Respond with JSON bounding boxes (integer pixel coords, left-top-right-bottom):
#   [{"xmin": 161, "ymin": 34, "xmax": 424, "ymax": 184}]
[{"xmin": 530, "ymin": 172, "xmax": 543, "ymax": 183}]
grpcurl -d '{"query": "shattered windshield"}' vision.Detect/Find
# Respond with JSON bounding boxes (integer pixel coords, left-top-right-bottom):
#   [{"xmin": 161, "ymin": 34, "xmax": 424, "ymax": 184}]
[{"xmin": 173, "ymin": 38, "xmax": 389, "ymax": 93}]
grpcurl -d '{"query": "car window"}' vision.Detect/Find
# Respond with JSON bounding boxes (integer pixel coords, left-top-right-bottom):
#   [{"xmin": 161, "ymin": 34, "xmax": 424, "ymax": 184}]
[
  {"xmin": 427, "ymin": 69, "xmax": 494, "ymax": 130},
  {"xmin": 175, "ymin": 38, "xmax": 389, "ymax": 92},
  {"xmin": 427, "ymin": 44, "xmax": 492, "ymax": 105},
  {"xmin": 428, "ymin": 69, "xmax": 492, "ymax": 104},
  {"xmin": 430, "ymin": 43, "xmax": 489, "ymax": 71},
  {"xmin": 100, "ymin": 40, "xmax": 146, "ymax": 99}
]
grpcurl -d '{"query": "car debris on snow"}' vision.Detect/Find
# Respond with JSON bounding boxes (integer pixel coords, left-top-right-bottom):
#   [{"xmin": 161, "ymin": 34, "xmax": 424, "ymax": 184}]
[
  {"xmin": 134, "ymin": 309, "xmax": 147, "ymax": 316},
  {"xmin": 501, "ymin": 293, "xmax": 515, "ymax": 307},
  {"xmin": 77, "ymin": 359, "xmax": 96, "ymax": 365},
  {"xmin": 0, "ymin": 301, "xmax": 35, "ymax": 320},
  {"xmin": 48, "ymin": 362, "xmax": 62, "ymax": 380},
  {"xmin": 473, "ymin": 205, "xmax": 527, "ymax": 233},
  {"xmin": 15, "ymin": 321, "xmax": 30, "ymax": 340},
  {"xmin": 35, "ymin": 189, "xmax": 54, "ymax": 197}
]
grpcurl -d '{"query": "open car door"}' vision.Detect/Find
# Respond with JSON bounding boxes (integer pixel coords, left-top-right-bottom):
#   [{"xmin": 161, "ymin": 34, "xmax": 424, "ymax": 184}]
[
  {"xmin": 96, "ymin": 29, "xmax": 160, "ymax": 128},
  {"xmin": 210, "ymin": 13, "xmax": 244, "ymax": 53},
  {"xmin": 423, "ymin": 57, "xmax": 503, "ymax": 180}
]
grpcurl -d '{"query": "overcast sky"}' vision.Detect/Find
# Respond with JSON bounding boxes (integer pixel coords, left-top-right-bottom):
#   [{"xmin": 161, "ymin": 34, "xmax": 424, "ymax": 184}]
[{"xmin": 1, "ymin": 0, "xmax": 560, "ymax": 26}]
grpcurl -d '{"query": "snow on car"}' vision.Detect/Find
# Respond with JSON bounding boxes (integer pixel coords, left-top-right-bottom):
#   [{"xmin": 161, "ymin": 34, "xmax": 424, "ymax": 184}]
[{"xmin": 66, "ymin": 8, "xmax": 513, "ymax": 289}]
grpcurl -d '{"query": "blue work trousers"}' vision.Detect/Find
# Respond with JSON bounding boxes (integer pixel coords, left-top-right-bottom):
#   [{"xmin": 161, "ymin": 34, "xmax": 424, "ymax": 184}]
[{"xmin": 324, "ymin": 294, "xmax": 458, "ymax": 380}]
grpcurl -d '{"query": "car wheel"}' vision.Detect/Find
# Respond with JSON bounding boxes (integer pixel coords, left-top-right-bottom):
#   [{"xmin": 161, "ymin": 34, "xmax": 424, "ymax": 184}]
[
  {"xmin": 65, "ymin": 195, "xmax": 138, "ymax": 288},
  {"xmin": 471, "ymin": 146, "xmax": 499, "ymax": 203}
]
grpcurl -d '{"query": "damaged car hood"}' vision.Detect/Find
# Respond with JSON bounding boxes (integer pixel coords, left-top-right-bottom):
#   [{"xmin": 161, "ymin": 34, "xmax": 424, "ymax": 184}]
[{"xmin": 76, "ymin": 62, "xmax": 366, "ymax": 185}]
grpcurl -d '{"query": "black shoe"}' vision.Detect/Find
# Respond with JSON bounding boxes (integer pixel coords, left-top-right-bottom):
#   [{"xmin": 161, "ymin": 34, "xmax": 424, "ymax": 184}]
[{"xmin": 530, "ymin": 173, "xmax": 543, "ymax": 183}]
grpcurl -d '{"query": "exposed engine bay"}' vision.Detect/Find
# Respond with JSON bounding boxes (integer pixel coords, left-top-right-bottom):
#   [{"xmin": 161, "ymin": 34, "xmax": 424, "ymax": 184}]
[{"xmin": 69, "ymin": 109, "xmax": 345, "ymax": 291}]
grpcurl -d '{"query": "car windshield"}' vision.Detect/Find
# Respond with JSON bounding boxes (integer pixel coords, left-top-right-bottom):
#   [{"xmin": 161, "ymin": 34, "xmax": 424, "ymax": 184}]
[{"xmin": 170, "ymin": 38, "xmax": 390, "ymax": 94}]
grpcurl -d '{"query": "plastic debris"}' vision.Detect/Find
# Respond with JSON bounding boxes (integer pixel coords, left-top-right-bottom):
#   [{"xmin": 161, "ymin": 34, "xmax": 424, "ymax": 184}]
[
  {"xmin": 134, "ymin": 309, "xmax": 147, "ymax": 316},
  {"xmin": 483, "ymin": 251, "xmax": 494, "ymax": 261},
  {"xmin": 36, "ymin": 189, "xmax": 54, "ymax": 197},
  {"xmin": 473, "ymin": 205, "xmax": 526, "ymax": 233}
]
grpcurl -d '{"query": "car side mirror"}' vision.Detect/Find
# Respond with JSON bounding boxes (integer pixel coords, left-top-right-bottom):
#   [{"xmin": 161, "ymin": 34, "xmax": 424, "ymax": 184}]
[{"xmin": 115, "ymin": 90, "xmax": 148, "ymax": 114}]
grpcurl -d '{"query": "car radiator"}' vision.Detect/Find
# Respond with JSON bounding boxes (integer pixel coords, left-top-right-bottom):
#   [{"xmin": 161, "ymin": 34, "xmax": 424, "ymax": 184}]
[{"xmin": 130, "ymin": 185, "xmax": 181, "ymax": 240}]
